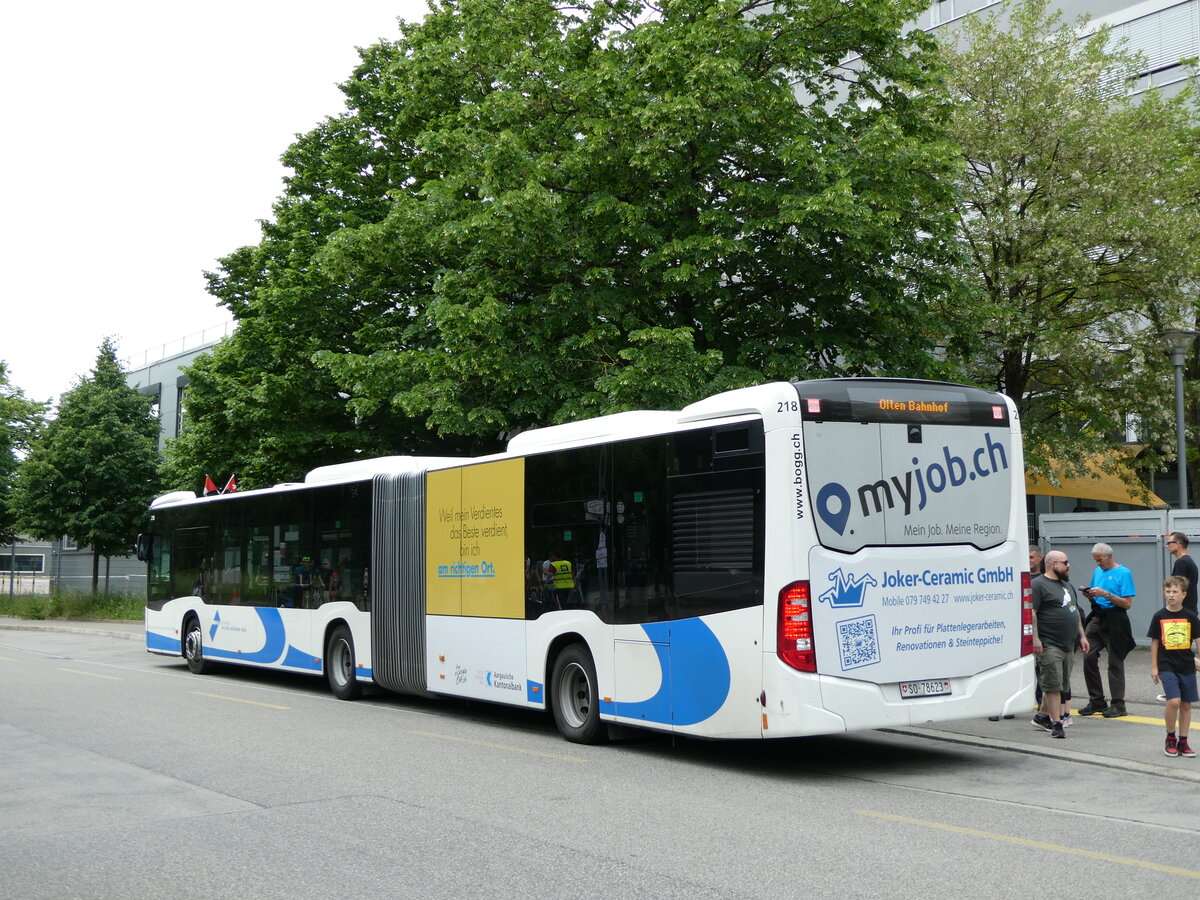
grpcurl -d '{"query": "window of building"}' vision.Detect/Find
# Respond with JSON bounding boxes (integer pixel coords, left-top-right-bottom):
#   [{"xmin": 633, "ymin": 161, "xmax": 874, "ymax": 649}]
[
  {"xmin": 1120, "ymin": 2, "xmax": 1199, "ymax": 74},
  {"xmin": 930, "ymin": 0, "xmax": 1001, "ymax": 28},
  {"xmin": 0, "ymin": 554, "xmax": 45, "ymax": 574},
  {"xmin": 176, "ymin": 384, "xmax": 188, "ymax": 438}
]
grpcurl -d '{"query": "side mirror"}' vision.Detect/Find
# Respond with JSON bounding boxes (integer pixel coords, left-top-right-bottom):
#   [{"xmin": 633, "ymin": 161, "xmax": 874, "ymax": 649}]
[{"xmin": 135, "ymin": 533, "xmax": 153, "ymax": 562}]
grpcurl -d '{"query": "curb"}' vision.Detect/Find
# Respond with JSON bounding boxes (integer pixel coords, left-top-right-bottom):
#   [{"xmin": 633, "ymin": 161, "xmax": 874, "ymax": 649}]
[
  {"xmin": 884, "ymin": 725, "xmax": 1200, "ymax": 784},
  {"xmin": 0, "ymin": 617, "xmax": 144, "ymax": 642}
]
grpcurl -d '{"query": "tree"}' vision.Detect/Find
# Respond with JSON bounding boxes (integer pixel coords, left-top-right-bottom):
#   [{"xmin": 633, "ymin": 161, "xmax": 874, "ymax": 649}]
[
  {"xmin": 0, "ymin": 362, "xmax": 47, "ymax": 545},
  {"xmin": 177, "ymin": 0, "xmax": 968, "ymax": 486},
  {"xmin": 163, "ymin": 87, "xmax": 487, "ymax": 492},
  {"xmin": 15, "ymin": 339, "xmax": 160, "ymax": 591},
  {"xmin": 936, "ymin": 0, "xmax": 1200, "ymax": 482},
  {"xmin": 315, "ymin": 0, "xmax": 967, "ymax": 438}
]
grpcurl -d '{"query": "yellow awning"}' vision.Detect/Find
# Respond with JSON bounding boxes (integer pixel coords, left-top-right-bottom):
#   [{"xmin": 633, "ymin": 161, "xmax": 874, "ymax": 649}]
[{"xmin": 1026, "ymin": 451, "xmax": 1166, "ymax": 508}]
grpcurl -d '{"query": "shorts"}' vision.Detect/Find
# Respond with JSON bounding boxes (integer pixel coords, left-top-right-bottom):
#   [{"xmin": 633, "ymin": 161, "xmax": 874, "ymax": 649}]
[
  {"xmin": 1160, "ymin": 669, "xmax": 1199, "ymax": 703},
  {"xmin": 1037, "ymin": 645, "xmax": 1073, "ymax": 693}
]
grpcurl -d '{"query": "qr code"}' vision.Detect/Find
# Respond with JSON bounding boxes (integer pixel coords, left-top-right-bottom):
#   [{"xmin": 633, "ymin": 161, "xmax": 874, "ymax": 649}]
[{"xmin": 837, "ymin": 614, "xmax": 881, "ymax": 671}]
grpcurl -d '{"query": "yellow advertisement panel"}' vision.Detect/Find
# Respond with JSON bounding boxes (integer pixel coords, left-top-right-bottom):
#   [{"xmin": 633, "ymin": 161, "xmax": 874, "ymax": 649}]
[{"xmin": 425, "ymin": 458, "xmax": 525, "ymax": 618}]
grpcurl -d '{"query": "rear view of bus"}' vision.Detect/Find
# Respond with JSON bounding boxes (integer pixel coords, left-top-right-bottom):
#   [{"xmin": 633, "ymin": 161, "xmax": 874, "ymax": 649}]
[{"xmin": 766, "ymin": 379, "xmax": 1033, "ymax": 735}]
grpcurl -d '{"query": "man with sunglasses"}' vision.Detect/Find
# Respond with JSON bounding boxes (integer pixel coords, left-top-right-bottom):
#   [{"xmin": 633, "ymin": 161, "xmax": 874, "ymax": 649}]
[
  {"xmin": 1168, "ymin": 533, "xmax": 1198, "ymax": 615},
  {"xmin": 1031, "ymin": 551, "xmax": 1089, "ymax": 738}
]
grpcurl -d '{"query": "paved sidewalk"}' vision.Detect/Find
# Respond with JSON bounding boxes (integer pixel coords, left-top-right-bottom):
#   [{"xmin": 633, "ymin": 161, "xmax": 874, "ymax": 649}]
[{"xmin": 0, "ymin": 615, "xmax": 143, "ymax": 641}]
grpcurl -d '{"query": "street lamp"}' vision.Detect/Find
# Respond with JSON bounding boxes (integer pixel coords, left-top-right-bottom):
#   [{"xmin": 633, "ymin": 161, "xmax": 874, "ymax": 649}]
[{"xmin": 1160, "ymin": 327, "xmax": 1199, "ymax": 508}]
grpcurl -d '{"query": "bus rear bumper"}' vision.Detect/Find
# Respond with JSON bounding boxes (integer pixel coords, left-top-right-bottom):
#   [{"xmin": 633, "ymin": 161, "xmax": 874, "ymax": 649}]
[{"xmin": 763, "ymin": 656, "xmax": 1035, "ymax": 737}]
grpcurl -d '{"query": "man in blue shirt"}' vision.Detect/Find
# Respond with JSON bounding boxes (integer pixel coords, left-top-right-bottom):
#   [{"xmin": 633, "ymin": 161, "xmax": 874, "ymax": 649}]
[{"xmin": 1078, "ymin": 543, "xmax": 1137, "ymax": 718}]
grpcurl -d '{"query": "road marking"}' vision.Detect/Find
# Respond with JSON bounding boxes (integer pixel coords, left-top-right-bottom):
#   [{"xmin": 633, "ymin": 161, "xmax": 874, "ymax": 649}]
[
  {"xmin": 190, "ymin": 691, "xmax": 290, "ymax": 710},
  {"xmin": 409, "ymin": 730, "xmax": 587, "ymax": 762},
  {"xmin": 58, "ymin": 667, "xmax": 121, "ymax": 681},
  {"xmin": 858, "ymin": 810, "xmax": 1200, "ymax": 879},
  {"xmin": 1070, "ymin": 711, "xmax": 1167, "ymax": 726},
  {"xmin": 1114, "ymin": 714, "xmax": 1170, "ymax": 725}
]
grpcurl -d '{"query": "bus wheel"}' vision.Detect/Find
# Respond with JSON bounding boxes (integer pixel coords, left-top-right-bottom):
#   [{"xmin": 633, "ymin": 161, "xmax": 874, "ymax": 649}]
[
  {"xmin": 326, "ymin": 625, "xmax": 362, "ymax": 701},
  {"xmin": 550, "ymin": 644, "xmax": 605, "ymax": 744},
  {"xmin": 184, "ymin": 616, "xmax": 208, "ymax": 675}
]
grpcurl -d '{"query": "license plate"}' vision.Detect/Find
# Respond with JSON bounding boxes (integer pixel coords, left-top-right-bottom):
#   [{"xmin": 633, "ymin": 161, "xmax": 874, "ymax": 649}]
[{"xmin": 899, "ymin": 679, "xmax": 951, "ymax": 699}]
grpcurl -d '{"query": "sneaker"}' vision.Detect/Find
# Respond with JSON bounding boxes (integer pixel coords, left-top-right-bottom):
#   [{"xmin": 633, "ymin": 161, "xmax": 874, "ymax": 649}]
[
  {"xmin": 1179, "ymin": 739, "xmax": 1196, "ymax": 758},
  {"xmin": 1102, "ymin": 704, "xmax": 1127, "ymax": 718},
  {"xmin": 988, "ymin": 716, "xmax": 1000, "ymax": 721},
  {"xmin": 1060, "ymin": 713, "xmax": 1073, "ymax": 728},
  {"xmin": 1031, "ymin": 714, "xmax": 1053, "ymax": 732},
  {"xmin": 1157, "ymin": 693, "xmax": 1167, "ymax": 703},
  {"xmin": 1050, "ymin": 721, "xmax": 1065, "ymax": 739},
  {"xmin": 1077, "ymin": 703, "xmax": 1108, "ymax": 716},
  {"xmin": 1166, "ymin": 735, "xmax": 1179, "ymax": 757}
]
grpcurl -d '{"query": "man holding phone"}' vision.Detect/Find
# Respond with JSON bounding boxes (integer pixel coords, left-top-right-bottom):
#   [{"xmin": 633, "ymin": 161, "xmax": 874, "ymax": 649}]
[{"xmin": 1078, "ymin": 542, "xmax": 1136, "ymax": 718}]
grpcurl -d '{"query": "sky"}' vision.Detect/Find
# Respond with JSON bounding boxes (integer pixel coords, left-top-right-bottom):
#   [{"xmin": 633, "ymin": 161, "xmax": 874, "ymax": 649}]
[{"xmin": 1, "ymin": 1, "xmax": 431, "ymax": 405}]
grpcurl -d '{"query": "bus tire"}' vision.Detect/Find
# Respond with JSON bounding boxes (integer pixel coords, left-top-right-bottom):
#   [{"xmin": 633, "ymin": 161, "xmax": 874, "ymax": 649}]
[
  {"xmin": 550, "ymin": 644, "xmax": 605, "ymax": 744},
  {"xmin": 184, "ymin": 615, "xmax": 208, "ymax": 675},
  {"xmin": 326, "ymin": 625, "xmax": 362, "ymax": 701}
]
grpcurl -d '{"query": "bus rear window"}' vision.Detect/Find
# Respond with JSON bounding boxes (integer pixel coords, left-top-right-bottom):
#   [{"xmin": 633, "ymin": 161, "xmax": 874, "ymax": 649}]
[{"xmin": 801, "ymin": 418, "xmax": 1014, "ymax": 553}]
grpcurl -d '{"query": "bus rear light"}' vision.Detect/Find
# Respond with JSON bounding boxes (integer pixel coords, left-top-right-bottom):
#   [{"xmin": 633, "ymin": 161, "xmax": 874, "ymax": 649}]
[
  {"xmin": 1020, "ymin": 571, "xmax": 1033, "ymax": 656},
  {"xmin": 778, "ymin": 581, "xmax": 816, "ymax": 672}
]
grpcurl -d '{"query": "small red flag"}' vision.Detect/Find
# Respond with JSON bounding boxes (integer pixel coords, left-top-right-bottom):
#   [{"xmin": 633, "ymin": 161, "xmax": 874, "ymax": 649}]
[
  {"xmin": 224, "ymin": 474, "xmax": 238, "ymax": 494},
  {"xmin": 203, "ymin": 475, "xmax": 218, "ymax": 496}
]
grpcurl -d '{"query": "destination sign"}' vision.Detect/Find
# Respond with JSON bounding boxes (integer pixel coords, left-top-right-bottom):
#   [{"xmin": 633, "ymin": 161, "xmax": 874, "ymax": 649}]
[
  {"xmin": 794, "ymin": 379, "xmax": 1010, "ymax": 426},
  {"xmin": 878, "ymin": 399, "xmax": 951, "ymax": 414}
]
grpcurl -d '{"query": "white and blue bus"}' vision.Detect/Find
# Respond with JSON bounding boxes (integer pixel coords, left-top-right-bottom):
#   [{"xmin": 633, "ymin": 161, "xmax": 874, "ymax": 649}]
[{"xmin": 142, "ymin": 379, "xmax": 1034, "ymax": 742}]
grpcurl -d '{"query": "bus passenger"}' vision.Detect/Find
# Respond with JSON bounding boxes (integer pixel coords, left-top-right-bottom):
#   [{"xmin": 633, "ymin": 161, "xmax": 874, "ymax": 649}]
[
  {"xmin": 549, "ymin": 551, "xmax": 575, "ymax": 609},
  {"xmin": 289, "ymin": 556, "xmax": 316, "ymax": 608}
]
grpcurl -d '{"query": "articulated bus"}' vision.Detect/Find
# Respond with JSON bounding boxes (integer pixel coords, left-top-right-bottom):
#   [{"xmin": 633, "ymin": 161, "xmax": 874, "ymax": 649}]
[{"xmin": 141, "ymin": 379, "xmax": 1034, "ymax": 743}]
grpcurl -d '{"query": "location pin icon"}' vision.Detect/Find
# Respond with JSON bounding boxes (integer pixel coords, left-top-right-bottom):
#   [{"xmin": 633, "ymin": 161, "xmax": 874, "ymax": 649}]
[{"xmin": 816, "ymin": 483, "xmax": 851, "ymax": 535}]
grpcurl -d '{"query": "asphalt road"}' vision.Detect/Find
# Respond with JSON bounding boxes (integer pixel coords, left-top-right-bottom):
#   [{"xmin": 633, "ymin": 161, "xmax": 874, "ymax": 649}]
[{"xmin": 1, "ymin": 619, "xmax": 1198, "ymax": 898}]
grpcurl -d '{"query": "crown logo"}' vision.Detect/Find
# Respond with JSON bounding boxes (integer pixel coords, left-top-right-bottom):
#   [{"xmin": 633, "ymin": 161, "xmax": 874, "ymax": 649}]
[{"xmin": 818, "ymin": 568, "xmax": 877, "ymax": 608}]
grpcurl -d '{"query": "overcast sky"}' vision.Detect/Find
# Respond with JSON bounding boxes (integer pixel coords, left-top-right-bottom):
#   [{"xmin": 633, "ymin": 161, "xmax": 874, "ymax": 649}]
[{"xmin": 2, "ymin": 0, "xmax": 430, "ymax": 405}]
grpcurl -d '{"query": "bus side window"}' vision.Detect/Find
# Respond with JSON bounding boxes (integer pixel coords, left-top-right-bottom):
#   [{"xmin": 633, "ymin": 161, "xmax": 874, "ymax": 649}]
[
  {"xmin": 613, "ymin": 436, "xmax": 671, "ymax": 625},
  {"xmin": 667, "ymin": 425, "xmax": 765, "ymax": 618},
  {"xmin": 147, "ymin": 531, "xmax": 172, "ymax": 607},
  {"xmin": 172, "ymin": 527, "xmax": 211, "ymax": 602}
]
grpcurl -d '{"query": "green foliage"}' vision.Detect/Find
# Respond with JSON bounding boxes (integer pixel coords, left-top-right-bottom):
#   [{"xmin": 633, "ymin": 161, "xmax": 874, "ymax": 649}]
[
  {"xmin": 173, "ymin": 0, "xmax": 967, "ymax": 483},
  {"xmin": 0, "ymin": 362, "xmax": 47, "ymax": 544},
  {"xmin": 315, "ymin": 0, "xmax": 966, "ymax": 437},
  {"xmin": 937, "ymin": 0, "xmax": 1200, "ymax": 480},
  {"xmin": 0, "ymin": 590, "xmax": 142, "ymax": 621},
  {"xmin": 14, "ymin": 340, "xmax": 160, "ymax": 580}
]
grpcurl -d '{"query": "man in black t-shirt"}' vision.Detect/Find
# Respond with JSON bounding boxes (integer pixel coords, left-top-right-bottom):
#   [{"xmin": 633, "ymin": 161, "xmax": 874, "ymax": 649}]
[
  {"xmin": 1168, "ymin": 532, "xmax": 1199, "ymax": 615},
  {"xmin": 1031, "ymin": 551, "xmax": 1090, "ymax": 739}
]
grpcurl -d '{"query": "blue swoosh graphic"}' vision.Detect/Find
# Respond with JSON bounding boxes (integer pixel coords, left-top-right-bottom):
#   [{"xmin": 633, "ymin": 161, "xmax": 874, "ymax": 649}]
[
  {"xmin": 615, "ymin": 618, "xmax": 731, "ymax": 727},
  {"xmin": 281, "ymin": 643, "xmax": 323, "ymax": 671},
  {"xmin": 202, "ymin": 607, "xmax": 288, "ymax": 664},
  {"xmin": 146, "ymin": 630, "xmax": 178, "ymax": 653}
]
